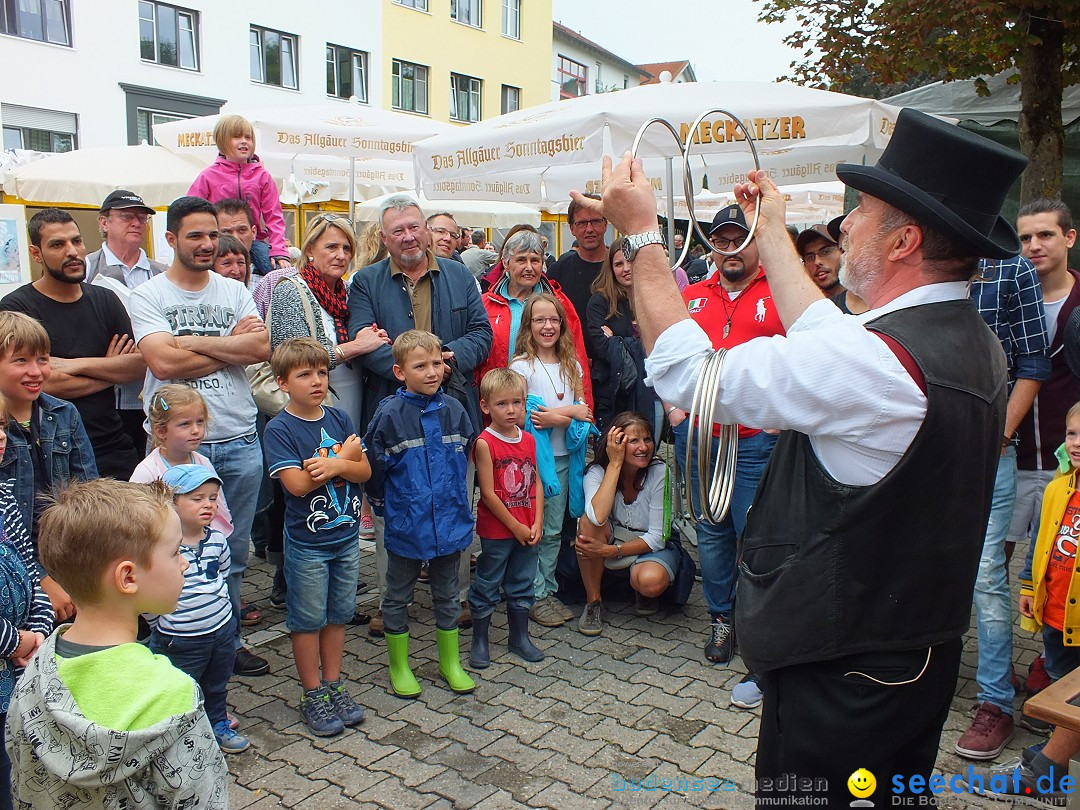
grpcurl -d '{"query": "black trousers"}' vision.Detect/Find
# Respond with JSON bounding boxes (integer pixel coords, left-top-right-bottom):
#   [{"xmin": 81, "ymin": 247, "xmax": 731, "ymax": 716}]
[{"xmin": 756, "ymin": 637, "xmax": 962, "ymax": 808}]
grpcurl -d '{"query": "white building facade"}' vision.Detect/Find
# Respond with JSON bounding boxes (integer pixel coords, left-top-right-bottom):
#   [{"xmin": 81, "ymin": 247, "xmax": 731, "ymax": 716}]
[
  {"xmin": 550, "ymin": 22, "xmax": 649, "ymax": 103},
  {"xmin": 0, "ymin": 0, "xmax": 384, "ymax": 151}
]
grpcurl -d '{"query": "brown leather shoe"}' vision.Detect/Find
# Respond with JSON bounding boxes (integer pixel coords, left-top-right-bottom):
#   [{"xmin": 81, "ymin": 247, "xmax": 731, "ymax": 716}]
[
  {"xmin": 368, "ymin": 610, "xmax": 384, "ymax": 637},
  {"xmin": 458, "ymin": 601, "xmax": 473, "ymax": 629}
]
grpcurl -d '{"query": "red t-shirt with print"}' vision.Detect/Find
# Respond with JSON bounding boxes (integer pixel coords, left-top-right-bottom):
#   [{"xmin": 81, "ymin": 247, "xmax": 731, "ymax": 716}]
[
  {"xmin": 475, "ymin": 427, "xmax": 539, "ymax": 540},
  {"xmin": 1043, "ymin": 490, "xmax": 1080, "ymax": 631}
]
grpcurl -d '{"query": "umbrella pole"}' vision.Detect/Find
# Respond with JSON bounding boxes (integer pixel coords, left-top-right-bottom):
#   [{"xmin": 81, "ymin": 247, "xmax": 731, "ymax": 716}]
[
  {"xmin": 664, "ymin": 156, "xmax": 675, "ymax": 255},
  {"xmin": 348, "ymin": 157, "xmax": 356, "ymax": 228}
]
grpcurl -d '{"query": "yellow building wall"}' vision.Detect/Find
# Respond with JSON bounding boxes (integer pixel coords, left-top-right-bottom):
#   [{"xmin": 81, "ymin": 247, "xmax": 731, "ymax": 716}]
[{"xmin": 382, "ymin": 0, "xmax": 551, "ymax": 124}]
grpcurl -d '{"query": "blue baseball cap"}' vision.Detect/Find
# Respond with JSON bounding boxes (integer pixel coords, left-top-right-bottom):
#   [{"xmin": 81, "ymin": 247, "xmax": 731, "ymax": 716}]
[{"xmin": 162, "ymin": 464, "xmax": 222, "ymax": 495}]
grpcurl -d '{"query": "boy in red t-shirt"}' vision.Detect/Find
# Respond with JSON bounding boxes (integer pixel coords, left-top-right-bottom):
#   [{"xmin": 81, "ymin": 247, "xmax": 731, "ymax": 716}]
[
  {"xmin": 468, "ymin": 368, "xmax": 544, "ymax": 669},
  {"xmin": 1021, "ymin": 401, "xmax": 1080, "ymax": 684}
]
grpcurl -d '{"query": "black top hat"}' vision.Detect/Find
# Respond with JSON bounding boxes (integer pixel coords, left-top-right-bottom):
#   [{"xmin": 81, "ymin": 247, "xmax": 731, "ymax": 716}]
[
  {"xmin": 708, "ymin": 204, "xmax": 749, "ymax": 237},
  {"xmin": 835, "ymin": 108, "xmax": 1026, "ymax": 259},
  {"xmin": 100, "ymin": 189, "xmax": 154, "ymax": 215}
]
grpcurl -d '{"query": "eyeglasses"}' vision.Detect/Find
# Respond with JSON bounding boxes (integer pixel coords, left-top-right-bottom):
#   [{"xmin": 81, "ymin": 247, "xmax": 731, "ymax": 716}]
[
  {"xmin": 430, "ymin": 226, "xmax": 460, "ymax": 238},
  {"xmin": 709, "ymin": 235, "xmax": 752, "ymax": 250},
  {"xmin": 801, "ymin": 246, "xmax": 839, "ymax": 264},
  {"xmin": 572, "ymin": 217, "xmax": 606, "ymax": 230},
  {"xmin": 111, "ymin": 211, "xmax": 149, "ymax": 224},
  {"xmin": 310, "ymin": 213, "xmax": 354, "ymax": 229},
  {"xmin": 531, "ymin": 317, "xmax": 562, "ymax": 326}
]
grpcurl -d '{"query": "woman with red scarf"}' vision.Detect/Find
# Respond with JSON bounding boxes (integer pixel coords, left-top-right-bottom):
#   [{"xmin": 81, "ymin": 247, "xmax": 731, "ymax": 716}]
[{"xmin": 267, "ymin": 214, "xmax": 389, "ymax": 425}]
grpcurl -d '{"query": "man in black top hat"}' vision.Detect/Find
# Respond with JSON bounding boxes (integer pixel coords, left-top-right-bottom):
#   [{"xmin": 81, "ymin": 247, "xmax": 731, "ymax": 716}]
[{"xmin": 572, "ymin": 108, "xmax": 1024, "ymax": 805}]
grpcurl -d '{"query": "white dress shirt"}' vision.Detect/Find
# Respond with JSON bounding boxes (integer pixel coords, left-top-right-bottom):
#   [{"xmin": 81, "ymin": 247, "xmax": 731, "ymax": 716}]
[
  {"xmin": 645, "ymin": 282, "xmax": 971, "ymax": 486},
  {"xmin": 101, "ymin": 243, "xmax": 154, "ymax": 288}
]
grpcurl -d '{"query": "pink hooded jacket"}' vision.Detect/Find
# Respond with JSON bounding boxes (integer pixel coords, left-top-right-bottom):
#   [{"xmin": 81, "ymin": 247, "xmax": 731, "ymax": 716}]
[{"xmin": 188, "ymin": 154, "xmax": 288, "ymax": 257}]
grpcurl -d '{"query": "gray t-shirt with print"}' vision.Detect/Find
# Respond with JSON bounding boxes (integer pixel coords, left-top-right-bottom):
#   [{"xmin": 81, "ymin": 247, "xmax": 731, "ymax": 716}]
[{"xmin": 130, "ymin": 272, "xmax": 259, "ymax": 442}]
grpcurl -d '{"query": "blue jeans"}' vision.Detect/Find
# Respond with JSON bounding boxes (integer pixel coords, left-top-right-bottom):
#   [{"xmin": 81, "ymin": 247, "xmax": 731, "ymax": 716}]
[
  {"xmin": 1041, "ymin": 625, "xmax": 1080, "ymax": 682},
  {"xmin": 200, "ymin": 431, "xmax": 263, "ymax": 648},
  {"xmin": 973, "ymin": 447, "xmax": 1017, "ymax": 712},
  {"xmin": 673, "ymin": 421, "xmax": 777, "ymax": 617},
  {"xmin": 469, "ymin": 537, "xmax": 540, "ymax": 618},
  {"xmin": 249, "ymin": 239, "xmax": 272, "ymax": 277},
  {"xmin": 284, "ymin": 536, "xmax": 361, "ymax": 633},
  {"xmin": 150, "ymin": 617, "xmax": 237, "ymax": 727}
]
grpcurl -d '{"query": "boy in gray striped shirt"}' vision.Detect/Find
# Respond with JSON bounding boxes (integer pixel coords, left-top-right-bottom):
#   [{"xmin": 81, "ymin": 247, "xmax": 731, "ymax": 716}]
[{"xmin": 151, "ymin": 464, "xmax": 249, "ymax": 754}]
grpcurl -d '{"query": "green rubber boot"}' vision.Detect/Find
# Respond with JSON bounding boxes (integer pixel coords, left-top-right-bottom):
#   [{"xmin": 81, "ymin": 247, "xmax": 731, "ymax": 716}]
[
  {"xmin": 384, "ymin": 631, "xmax": 422, "ymax": 699},
  {"xmin": 436, "ymin": 627, "xmax": 476, "ymax": 694}
]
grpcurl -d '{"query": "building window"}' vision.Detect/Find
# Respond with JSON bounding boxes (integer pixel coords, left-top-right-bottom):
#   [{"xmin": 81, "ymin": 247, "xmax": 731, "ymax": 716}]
[
  {"xmin": 326, "ymin": 44, "xmax": 368, "ymax": 102},
  {"xmin": 501, "ymin": 0, "xmax": 520, "ymax": 38},
  {"xmin": 136, "ymin": 108, "xmax": 190, "ymax": 145},
  {"xmin": 394, "ymin": 0, "xmax": 427, "ymax": 8},
  {"xmin": 450, "ymin": 73, "xmax": 481, "ymax": 123},
  {"xmin": 0, "ymin": 0, "xmax": 70, "ymax": 45},
  {"xmin": 250, "ymin": 25, "xmax": 298, "ymax": 89},
  {"xmin": 450, "ymin": 0, "xmax": 481, "ymax": 27},
  {"xmin": 558, "ymin": 56, "xmax": 587, "ymax": 99},
  {"xmin": 501, "ymin": 85, "xmax": 520, "ymax": 115},
  {"xmin": 392, "ymin": 59, "xmax": 428, "ymax": 115},
  {"xmin": 624, "ymin": 74, "xmax": 629, "ymax": 89},
  {"xmin": 139, "ymin": 2, "xmax": 198, "ymax": 70},
  {"xmin": 1, "ymin": 103, "xmax": 77, "ymax": 152}
]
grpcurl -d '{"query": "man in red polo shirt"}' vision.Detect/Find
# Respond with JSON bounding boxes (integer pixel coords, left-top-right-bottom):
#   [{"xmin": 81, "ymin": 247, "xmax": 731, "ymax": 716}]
[{"xmin": 667, "ymin": 204, "xmax": 784, "ymax": 709}]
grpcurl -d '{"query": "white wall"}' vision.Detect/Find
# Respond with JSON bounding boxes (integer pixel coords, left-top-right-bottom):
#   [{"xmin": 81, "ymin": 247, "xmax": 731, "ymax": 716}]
[
  {"xmin": 550, "ymin": 30, "xmax": 643, "ymax": 103},
  {"xmin": 0, "ymin": 0, "xmax": 383, "ymax": 149}
]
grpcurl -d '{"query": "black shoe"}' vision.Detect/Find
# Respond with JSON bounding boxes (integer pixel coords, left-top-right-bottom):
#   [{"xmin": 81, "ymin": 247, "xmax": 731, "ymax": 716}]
[
  {"xmin": 704, "ymin": 615, "xmax": 734, "ymax": 664},
  {"xmin": 270, "ymin": 568, "xmax": 287, "ymax": 607},
  {"xmin": 234, "ymin": 647, "xmax": 270, "ymax": 677}
]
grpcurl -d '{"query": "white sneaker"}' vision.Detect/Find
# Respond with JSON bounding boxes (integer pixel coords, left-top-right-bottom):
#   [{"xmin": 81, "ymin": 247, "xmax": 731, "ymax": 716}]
[{"xmin": 731, "ymin": 673, "xmax": 762, "ymax": 709}]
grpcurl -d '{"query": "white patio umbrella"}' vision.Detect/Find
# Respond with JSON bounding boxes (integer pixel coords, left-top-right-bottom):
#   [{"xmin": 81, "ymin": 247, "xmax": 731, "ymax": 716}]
[
  {"xmin": 153, "ymin": 101, "xmax": 456, "ymax": 212},
  {"xmin": 414, "ymin": 79, "xmax": 906, "ymax": 210},
  {"xmin": 2, "ymin": 144, "xmax": 208, "ymax": 206},
  {"xmin": 355, "ymin": 192, "xmax": 540, "ymax": 229}
]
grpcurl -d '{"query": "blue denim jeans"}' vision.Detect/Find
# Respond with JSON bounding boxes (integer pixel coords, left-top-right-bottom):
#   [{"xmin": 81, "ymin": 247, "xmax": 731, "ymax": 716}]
[
  {"xmin": 249, "ymin": 239, "xmax": 272, "ymax": 277},
  {"xmin": 283, "ymin": 536, "xmax": 361, "ymax": 633},
  {"xmin": 469, "ymin": 537, "xmax": 540, "ymax": 618},
  {"xmin": 1041, "ymin": 625, "xmax": 1080, "ymax": 681},
  {"xmin": 673, "ymin": 422, "xmax": 777, "ymax": 617},
  {"xmin": 149, "ymin": 617, "xmax": 237, "ymax": 727},
  {"xmin": 973, "ymin": 446, "xmax": 1017, "ymax": 712},
  {"xmin": 199, "ymin": 431, "xmax": 263, "ymax": 648}
]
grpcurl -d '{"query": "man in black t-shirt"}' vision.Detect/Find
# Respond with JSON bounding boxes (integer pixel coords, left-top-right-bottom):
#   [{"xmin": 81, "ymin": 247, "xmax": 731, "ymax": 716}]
[
  {"xmin": 0, "ymin": 209, "xmax": 145, "ymax": 478},
  {"xmin": 547, "ymin": 194, "xmax": 608, "ymax": 323}
]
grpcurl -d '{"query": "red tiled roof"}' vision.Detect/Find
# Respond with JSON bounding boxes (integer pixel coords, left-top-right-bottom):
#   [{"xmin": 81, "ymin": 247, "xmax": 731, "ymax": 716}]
[{"xmin": 637, "ymin": 60, "xmax": 691, "ymax": 84}]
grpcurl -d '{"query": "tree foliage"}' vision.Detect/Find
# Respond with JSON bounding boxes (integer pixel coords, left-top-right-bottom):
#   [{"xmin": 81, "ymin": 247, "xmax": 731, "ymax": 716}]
[{"xmin": 757, "ymin": 0, "xmax": 1079, "ymax": 199}]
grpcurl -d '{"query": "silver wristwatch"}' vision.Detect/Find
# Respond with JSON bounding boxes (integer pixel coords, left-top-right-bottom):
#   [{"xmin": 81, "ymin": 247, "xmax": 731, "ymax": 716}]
[{"xmin": 622, "ymin": 230, "xmax": 666, "ymax": 261}]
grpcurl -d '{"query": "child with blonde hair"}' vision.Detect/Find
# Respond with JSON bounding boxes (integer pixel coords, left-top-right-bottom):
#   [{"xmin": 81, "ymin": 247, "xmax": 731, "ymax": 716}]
[
  {"xmin": 130, "ymin": 384, "xmax": 233, "ymax": 537},
  {"xmin": 188, "ymin": 114, "xmax": 289, "ymax": 276}
]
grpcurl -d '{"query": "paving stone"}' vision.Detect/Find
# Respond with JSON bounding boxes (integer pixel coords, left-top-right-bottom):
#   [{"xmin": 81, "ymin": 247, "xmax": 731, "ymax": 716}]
[
  {"xmin": 629, "ymin": 685, "xmax": 700, "ymax": 717},
  {"xmin": 306, "ymin": 756, "xmax": 387, "ymax": 797},
  {"xmin": 473, "ymin": 760, "xmax": 554, "ymax": 802},
  {"xmin": 478, "ymin": 734, "xmax": 559, "ymax": 771},
  {"xmin": 368, "ymin": 749, "xmax": 448, "ymax": 787},
  {"xmin": 245, "ymin": 764, "xmax": 329, "ymax": 805},
  {"xmin": 583, "ymin": 717, "xmax": 658, "ymax": 754},
  {"xmin": 637, "ymin": 735, "xmax": 713, "ymax": 771},
  {"xmin": 425, "ymin": 741, "xmax": 497, "ymax": 779},
  {"xmin": 264, "ymin": 740, "xmax": 343, "ymax": 775},
  {"xmin": 416, "ymin": 768, "xmax": 501, "ymax": 808},
  {"xmin": 530, "ymin": 780, "xmax": 613, "ymax": 809},
  {"xmin": 482, "ymin": 708, "xmax": 550, "ymax": 744},
  {"xmin": 355, "ymin": 774, "xmax": 440, "ymax": 809},
  {"xmin": 439, "ymin": 715, "xmax": 504, "ymax": 751}
]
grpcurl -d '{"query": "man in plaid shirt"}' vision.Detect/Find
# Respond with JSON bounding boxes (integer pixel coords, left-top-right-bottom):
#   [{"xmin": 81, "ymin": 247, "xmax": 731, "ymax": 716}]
[{"xmin": 956, "ymin": 254, "xmax": 1050, "ymax": 760}]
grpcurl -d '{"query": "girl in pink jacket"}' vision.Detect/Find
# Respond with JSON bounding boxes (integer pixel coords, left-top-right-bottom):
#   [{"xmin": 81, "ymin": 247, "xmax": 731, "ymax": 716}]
[{"xmin": 188, "ymin": 114, "xmax": 289, "ymax": 276}]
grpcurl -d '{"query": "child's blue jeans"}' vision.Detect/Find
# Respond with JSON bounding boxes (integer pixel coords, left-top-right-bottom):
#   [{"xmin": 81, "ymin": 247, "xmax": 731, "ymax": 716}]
[
  {"xmin": 150, "ymin": 616, "xmax": 237, "ymax": 727},
  {"xmin": 383, "ymin": 550, "xmax": 460, "ymax": 634},
  {"xmin": 469, "ymin": 537, "xmax": 540, "ymax": 619}
]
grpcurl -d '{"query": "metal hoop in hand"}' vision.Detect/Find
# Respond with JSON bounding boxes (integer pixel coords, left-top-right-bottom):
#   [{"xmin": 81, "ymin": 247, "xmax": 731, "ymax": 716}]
[
  {"xmin": 683, "ymin": 108, "xmax": 762, "ymax": 257},
  {"xmin": 684, "ymin": 348, "xmax": 738, "ymax": 525},
  {"xmin": 630, "ymin": 118, "xmax": 697, "ymax": 271}
]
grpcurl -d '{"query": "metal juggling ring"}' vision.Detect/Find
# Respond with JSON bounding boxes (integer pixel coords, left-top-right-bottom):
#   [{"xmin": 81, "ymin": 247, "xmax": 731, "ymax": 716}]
[{"xmin": 628, "ymin": 109, "xmax": 762, "ymax": 525}]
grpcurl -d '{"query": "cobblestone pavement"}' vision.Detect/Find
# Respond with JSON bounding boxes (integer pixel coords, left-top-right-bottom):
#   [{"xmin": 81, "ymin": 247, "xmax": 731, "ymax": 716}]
[{"xmin": 225, "ymin": 534, "xmax": 1043, "ymax": 809}]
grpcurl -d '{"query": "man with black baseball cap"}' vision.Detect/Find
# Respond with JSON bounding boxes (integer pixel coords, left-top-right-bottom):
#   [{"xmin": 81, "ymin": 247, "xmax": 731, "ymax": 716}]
[
  {"xmin": 85, "ymin": 190, "xmax": 166, "ymax": 452},
  {"xmin": 796, "ymin": 223, "xmax": 843, "ymax": 297},
  {"xmin": 573, "ymin": 107, "xmax": 1024, "ymax": 806}
]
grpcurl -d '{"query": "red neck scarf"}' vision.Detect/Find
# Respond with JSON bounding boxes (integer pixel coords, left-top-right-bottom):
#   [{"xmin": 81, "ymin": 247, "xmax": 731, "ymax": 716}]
[{"xmin": 299, "ymin": 264, "xmax": 350, "ymax": 345}]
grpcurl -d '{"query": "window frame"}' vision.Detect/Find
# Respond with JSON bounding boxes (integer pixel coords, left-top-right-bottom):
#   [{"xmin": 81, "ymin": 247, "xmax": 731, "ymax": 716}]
[
  {"xmin": 138, "ymin": 1, "xmax": 199, "ymax": 71},
  {"xmin": 0, "ymin": 0, "xmax": 71, "ymax": 46},
  {"xmin": 450, "ymin": 0, "xmax": 481, "ymax": 28},
  {"xmin": 391, "ymin": 59, "xmax": 429, "ymax": 115},
  {"xmin": 249, "ymin": 24, "xmax": 299, "ymax": 90},
  {"xmin": 500, "ymin": 84, "xmax": 520, "ymax": 115},
  {"xmin": 2, "ymin": 125, "xmax": 76, "ymax": 153},
  {"xmin": 501, "ymin": 0, "xmax": 520, "ymax": 39},
  {"xmin": 557, "ymin": 56, "xmax": 588, "ymax": 99},
  {"xmin": 450, "ymin": 73, "xmax": 482, "ymax": 123},
  {"xmin": 393, "ymin": 0, "xmax": 428, "ymax": 8},
  {"xmin": 326, "ymin": 43, "xmax": 369, "ymax": 103}
]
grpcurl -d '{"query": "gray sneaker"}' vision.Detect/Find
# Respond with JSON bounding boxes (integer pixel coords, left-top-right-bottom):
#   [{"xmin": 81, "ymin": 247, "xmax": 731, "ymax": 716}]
[
  {"xmin": 299, "ymin": 687, "xmax": 344, "ymax": 737},
  {"xmin": 529, "ymin": 596, "xmax": 566, "ymax": 627},
  {"xmin": 553, "ymin": 598, "xmax": 575, "ymax": 623},
  {"xmin": 322, "ymin": 679, "xmax": 365, "ymax": 727},
  {"xmin": 578, "ymin": 601, "xmax": 604, "ymax": 636}
]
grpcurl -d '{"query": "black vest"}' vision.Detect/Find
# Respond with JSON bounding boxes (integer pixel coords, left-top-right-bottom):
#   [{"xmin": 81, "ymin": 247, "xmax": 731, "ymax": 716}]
[{"xmin": 735, "ymin": 299, "xmax": 1006, "ymax": 673}]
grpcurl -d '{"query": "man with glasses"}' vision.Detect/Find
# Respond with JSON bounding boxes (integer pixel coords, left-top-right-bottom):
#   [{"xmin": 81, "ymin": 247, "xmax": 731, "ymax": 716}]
[
  {"xmin": 85, "ymin": 190, "xmax": 167, "ymax": 453},
  {"xmin": 461, "ymin": 230, "xmax": 498, "ymax": 278},
  {"xmin": 426, "ymin": 212, "xmax": 461, "ymax": 261},
  {"xmin": 548, "ymin": 194, "xmax": 608, "ymax": 324},
  {"xmin": 796, "ymin": 224, "xmax": 843, "ymax": 297},
  {"xmin": 667, "ymin": 204, "xmax": 783, "ymax": 707}
]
